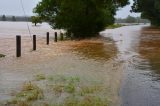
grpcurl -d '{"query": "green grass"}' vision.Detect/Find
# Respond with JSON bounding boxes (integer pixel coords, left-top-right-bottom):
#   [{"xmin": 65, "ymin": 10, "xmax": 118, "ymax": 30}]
[
  {"xmin": 64, "ymin": 82, "xmax": 76, "ymax": 93},
  {"xmin": 6, "ymin": 75, "xmax": 109, "ymax": 106},
  {"xmin": 63, "ymin": 95, "xmax": 108, "ymax": 106},
  {"xmin": 47, "ymin": 75, "xmax": 109, "ymax": 106},
  {"xmin": 81, "ymin": 95, "xmax": 108, "ymax": 106},
  {"xmin": 0, "ymin": 54, "xmax": 5, "ymax": 58},
  {"xmin": 48, "ymin": 75, "xmax": 79, "ymax": 95},
  {"xmin": 52, "ymin": 84, "xmax": 65, "ymax": 94},
  {"xmin": 63, "ymin": 96, "xmax": 79, "ymax": 106},
  {"xmin": 106, "ymin": 24, "xmax": 124, "ymax": 29},
  {"xmin": 7, "ymin": 82, "xmax": 43, "ymax": 105},
  {"xmin": 35, "ymin": 74, "xmax": 46, "ymax": 81},
  {"xmin": 79, "ymin": 85, "xmax": 103, "ymax": 96}
]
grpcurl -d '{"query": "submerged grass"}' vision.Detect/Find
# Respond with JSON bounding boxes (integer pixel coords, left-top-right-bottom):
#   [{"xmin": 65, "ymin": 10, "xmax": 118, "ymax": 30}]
[
  {"xmin": 79, "ymin": 85, "xmax": 103, "ymax": 96},
  {"xmin": 78, "ymin": 95, "xmax": 108, "ymax": 106},
  {"xmin": 47, "ymin": 75, "xmax": 109, "ymax": 106},
  {"xmin": 7, "ymin": 82, "xmax": 43, "ymax": 106},
  {"xmin": 52, "ymin": 95, "xmax": 108, "ymax": 106},
  {"xmin": 5, "ymin": 75, "xmax": 109, "ymax": 106},
  {"xmin": 48, "ymin": 75, "xmax": 80, "ymax": 95},
  {"xmin": 35, "ymin": 74, "xmax": 46, "ymax": 81}
]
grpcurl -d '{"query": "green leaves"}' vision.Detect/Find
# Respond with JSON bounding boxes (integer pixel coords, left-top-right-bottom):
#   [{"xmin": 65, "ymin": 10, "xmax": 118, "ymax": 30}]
[
  {"xmin": 34, "ymin": 0, "xmax": 129, "ymax": 38},
  {"xmin": 132, "ymin": 0, "xmax": 160, "ymax": 26},
  {"xmin": 31, "ymin": 16, "xmax": 42, "ymax": 26}
]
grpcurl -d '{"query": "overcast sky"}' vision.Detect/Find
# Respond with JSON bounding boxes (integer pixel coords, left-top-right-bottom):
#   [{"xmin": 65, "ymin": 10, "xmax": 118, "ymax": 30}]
[
  {"xmin": 0, "ymin": 0, "xmax": 140, "ymax": 18},
  {"xmin": 0, "ymin": 0, "xmax": 41, "ymax": 16},
  {"xmin": 116, "ymin": 0, "xmax": 141, "ymax": 18}
]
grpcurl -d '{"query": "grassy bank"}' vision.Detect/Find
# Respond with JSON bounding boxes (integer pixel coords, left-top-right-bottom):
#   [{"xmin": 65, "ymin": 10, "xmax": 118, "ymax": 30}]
[{"xmin": 106, "ymin": 24, "xmax": 124, "ymax": 29}]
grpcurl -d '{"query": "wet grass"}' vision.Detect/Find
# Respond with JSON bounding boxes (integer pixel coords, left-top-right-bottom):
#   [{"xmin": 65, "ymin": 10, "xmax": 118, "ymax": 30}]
[
  {"xmin": 106, "ymin": 24, "xmax": 124, "ymax": 29},
  {"xmin": 5, "ymin": 75, "xmax": 109, "ymax": 106},
  {"xmin": 62, "ymin": 95, "xmax": 108, "ymax": 106},
  {"xmin": 46, "ymin": 75, "xmax": 109, "ymax": 106},
  {"xmin": 79, "ymin": 85, "xmax": 103, "ymax": 96},
  {"xmin": 7, "ymin": 82, "xmax": 43, "ymax": 106},
  {"xmin": 48, "ymin": 75, "xmax": 80, "ymax": 94},
  {"xmin": 0, "ymin": 54, "xmax": 5, "ymax": 58},
  {"xmin": 35, "ymin": 74, "xmax": 46, "ymax": 81}
]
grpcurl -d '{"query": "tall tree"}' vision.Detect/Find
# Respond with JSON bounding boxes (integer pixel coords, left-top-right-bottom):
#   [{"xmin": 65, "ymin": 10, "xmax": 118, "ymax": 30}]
[
  {"xmin": 34, "ymin": 0, "xmax": 129, "ymax": 38},
  {"xmin": 132, "ymin": 0, "xmax": 160, "ymax": 26}
]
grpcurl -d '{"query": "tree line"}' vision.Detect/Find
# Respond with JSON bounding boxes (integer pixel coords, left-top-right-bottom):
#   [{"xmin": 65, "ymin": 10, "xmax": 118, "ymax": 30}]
[
  {"xmin": 0, "ymin": 15, "xmax": 43, "ymax": 26},
  {"xmin": 0, "ymin": 15, "xmax": 31, "ymax": 22},
  {"xmin": 115, "ymin": 15, "xmax": 150, "ymax": 24}
]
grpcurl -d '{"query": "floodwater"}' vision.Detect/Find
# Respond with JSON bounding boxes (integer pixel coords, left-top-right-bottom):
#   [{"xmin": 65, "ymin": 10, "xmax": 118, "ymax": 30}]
[
  {"xmin": 0, "ymin": 22, "xmax": 122, "ymax": 106},
  {"xmin": 0, "ymin": 21, "xmax": 64, "ymax": 38},
  {"xmin": 1, "ymin": 21, "xmax": 160, "ymax": 106},
  {"xmin": 101, "ymin": 25, "xmax": 160, "ymax": 106}
]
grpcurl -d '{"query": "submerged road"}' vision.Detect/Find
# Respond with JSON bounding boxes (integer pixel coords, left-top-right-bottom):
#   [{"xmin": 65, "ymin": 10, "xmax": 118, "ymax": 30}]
[{"xmin": 101, "ymin": 25, "xmax": 160, "ymax": 106}]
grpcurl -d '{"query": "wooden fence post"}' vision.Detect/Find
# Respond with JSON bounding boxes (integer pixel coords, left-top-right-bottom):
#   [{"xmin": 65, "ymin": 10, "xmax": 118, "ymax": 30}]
[
  {"xmin": 47, "ymin": 32, "xmax": 49, "ymax": 45},
  {"xmin": 33, "ymin": 35, "xmax": 36, "ymax": 51},
  {"xmin": 54, "ymin": 32, "xmax": 57, "ymax": 42},
  {"xmin": 16, "ymin": 35, "xmax": 21, "ymax": 57}
]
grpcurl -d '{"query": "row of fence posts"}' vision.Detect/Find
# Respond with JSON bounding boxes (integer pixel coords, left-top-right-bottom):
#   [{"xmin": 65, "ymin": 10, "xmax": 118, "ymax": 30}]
[{"xmin": 16, "ymin": 32, "xmax": 60, "ymax": 57}]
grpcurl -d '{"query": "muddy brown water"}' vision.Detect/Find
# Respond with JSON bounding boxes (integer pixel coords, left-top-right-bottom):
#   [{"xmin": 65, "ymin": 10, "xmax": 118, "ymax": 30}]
[
  {"xmin": 0, "ymin": 22, "xmax": 122, "ymax": 106},
  {"xmin": 1, "ymin": 22, "xmax": 160, "ymax": 106},
  {"xmin": 101, "ymin": 25, "xmax": 160, "ymax": 106}
]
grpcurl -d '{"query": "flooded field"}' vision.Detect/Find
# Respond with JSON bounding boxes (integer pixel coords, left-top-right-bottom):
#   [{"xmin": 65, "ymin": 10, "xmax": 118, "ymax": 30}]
[
  {"xmin": 1, "ymin": 21, "xmax": 160, "ymax": 106},
  {"xmin": 0, "ymin": 22, "xmax": 122, "ymax": 106},
  {"xmin": 101, "ymin": 25, "xmax": 160, "ymax": 106},
  {"xmin": 0, "ymin": 22, "xmax": 57, "ymax": 38}
]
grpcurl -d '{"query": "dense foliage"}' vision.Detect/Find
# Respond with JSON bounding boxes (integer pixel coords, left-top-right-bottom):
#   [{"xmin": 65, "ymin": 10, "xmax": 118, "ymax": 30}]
[
  {"xmin": 34, "ymin": 0, "xmax": 129, "ymax": 38},
  {"xmin": 132, "ymin": 0, "xmax": 160, "ymax": 26}
]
